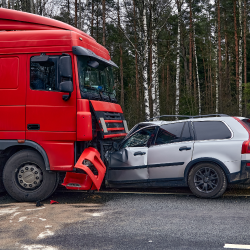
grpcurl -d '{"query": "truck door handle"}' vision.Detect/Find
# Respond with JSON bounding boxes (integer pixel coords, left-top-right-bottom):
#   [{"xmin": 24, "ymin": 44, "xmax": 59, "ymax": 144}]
[
  {"xmin": 179, "ymin": 146, "xmax": 191, "ymax": 151},
  {"xmin": 134, "ymin": 151, "xmax": 146, "ymax": 156},
  {"xmin": 27, "ymin": 124, "xmax": 40, "ymax": 130}
]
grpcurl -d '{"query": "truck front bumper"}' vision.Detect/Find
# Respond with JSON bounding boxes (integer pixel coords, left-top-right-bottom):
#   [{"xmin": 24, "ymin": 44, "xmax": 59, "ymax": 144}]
[{"xmin": 62, "ymin": 147, "xmax": 106, "ymax": 190}]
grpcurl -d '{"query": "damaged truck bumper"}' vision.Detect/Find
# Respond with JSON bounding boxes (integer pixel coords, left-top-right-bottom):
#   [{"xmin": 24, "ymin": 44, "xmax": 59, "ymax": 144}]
[{"xmin": 62, "ymin": 147, "xmax": 106, "ymax": 190}]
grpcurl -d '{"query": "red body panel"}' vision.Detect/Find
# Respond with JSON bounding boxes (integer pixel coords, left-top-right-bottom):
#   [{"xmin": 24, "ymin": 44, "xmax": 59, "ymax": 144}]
[
  {"xmin": 77, "ymin": 99, "xmax": 92, "ymax": 141},
  {"xmin": 0, "ymin": 8, "xmax": 94, "ymax": 40},
  {"xmin": 62, "ymin": 147, "xmax": 106, "ymax": 190},
  {"xmin": 104, "ymin": 133, "xmax": 127, "ymax": 139},
  {"xmin": 0, "ymin": 54, "xmax": 26, "ymax": 139},
  {"xmin": 90, "ymin": 100, "xmax": 123, "ymax": 113}
]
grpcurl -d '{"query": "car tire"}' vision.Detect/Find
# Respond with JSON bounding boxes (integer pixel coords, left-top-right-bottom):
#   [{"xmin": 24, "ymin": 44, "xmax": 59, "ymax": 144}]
[
  {"xmin": 188, "ymin": 162, "xmax": 227, "ymax": 198},
  {"xmin": 3, "ymin": 149, "xmax": 57, "ymax": 202}
]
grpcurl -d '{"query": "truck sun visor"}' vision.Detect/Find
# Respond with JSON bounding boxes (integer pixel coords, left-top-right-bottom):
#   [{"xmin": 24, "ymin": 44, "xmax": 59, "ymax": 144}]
[{"xmin": 72, "ymin": 46, "xmax": 118, "ymax": 68}]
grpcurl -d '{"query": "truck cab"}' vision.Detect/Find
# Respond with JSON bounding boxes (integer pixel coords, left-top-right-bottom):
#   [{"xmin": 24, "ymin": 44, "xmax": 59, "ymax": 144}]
[{"xmin": 0, "ymin": 8, "xmax": 128, "ymax": 201}]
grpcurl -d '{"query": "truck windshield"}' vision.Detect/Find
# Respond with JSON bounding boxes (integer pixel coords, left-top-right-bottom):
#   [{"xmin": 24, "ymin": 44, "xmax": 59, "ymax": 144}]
[{"xmin": 77, "ymin": 56, "xmax": 116, "ymax": 102}]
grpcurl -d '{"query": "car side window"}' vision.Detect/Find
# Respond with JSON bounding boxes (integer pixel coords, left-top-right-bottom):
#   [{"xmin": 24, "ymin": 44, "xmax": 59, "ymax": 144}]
[
  {"xmin": 193, "ymin": 121, "xmax": 231, "ymax": 140},
  {"xmin": 181, "ymin": 122, "xmax": 193, "ymax": 141},
  {"xmin": 155, "ymin": 122, "xmax": 185, "ymax": 145},
  {"xmin": 120, "ymin": 127, "xmax": 156, "ymax": 149},
  {"xmin": 30, "ymin": 56, "xmax": 59, "ymax": 91}
]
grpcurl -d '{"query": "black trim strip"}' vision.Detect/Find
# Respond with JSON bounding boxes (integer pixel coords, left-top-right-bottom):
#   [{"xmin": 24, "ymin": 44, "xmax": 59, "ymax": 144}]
[
  {"xmin": 108, "ymin": 177, "xmax": 184, "ymax": 184},
  {"xmin": 109, "ymin": 162, "xmax": 184, "ymax": 170}
]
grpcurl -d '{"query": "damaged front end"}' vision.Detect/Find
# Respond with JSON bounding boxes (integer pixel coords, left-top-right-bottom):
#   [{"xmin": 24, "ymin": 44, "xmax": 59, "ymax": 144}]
[{"xmin": 62, "ymin": 147, "xmax": 106, "ymax": 191}]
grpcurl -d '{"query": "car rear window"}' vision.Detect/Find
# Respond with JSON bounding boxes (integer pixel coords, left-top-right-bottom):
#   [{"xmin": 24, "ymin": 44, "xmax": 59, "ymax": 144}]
[
  {"xmin": 241, "ymin": 119, "xmax": 250, "ymax": 131},
  {"xmin": 193, "ymin": 121, "xmax": 231, "ymax": 140}
]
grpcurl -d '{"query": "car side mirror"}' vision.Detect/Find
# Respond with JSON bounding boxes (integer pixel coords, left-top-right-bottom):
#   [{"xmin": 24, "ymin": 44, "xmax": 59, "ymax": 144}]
[{"xmin": 113, "ymin": 142, "xmax": 119, "ymax": 151}]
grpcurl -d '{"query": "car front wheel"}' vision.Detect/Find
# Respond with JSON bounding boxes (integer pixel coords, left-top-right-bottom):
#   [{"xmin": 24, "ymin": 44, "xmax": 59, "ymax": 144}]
[
  {"xmin": 188, "ymin": 162, "xmax": 227, "ymax": 198},
  {"xmin": 3, "ymin": 149, "xmax": 58, "ymax": 202}
]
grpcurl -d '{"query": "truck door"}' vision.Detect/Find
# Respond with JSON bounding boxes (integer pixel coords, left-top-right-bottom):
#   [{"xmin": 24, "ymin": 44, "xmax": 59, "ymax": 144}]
[{"xmin": 25, "ymin": 54, "xmax": 76, "ymax": 170}]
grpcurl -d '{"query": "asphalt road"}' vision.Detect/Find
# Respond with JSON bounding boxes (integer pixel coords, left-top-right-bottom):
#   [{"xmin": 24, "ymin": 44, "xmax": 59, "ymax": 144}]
[{"xmin": 1, "ymin": 187, "xmax": 250, "ymax": 250}]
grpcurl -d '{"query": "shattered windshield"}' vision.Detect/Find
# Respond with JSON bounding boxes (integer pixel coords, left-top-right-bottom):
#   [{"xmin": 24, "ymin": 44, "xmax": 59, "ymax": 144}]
[{"xmin": 77, "ymin": 56, "xmax": 116, "ymax": 102}]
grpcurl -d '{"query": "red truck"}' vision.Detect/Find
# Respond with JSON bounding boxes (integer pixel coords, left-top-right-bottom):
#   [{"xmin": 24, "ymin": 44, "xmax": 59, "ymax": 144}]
[{"xmin": 0, "ymin": 8, "xmax": 128, "ymax": 201}]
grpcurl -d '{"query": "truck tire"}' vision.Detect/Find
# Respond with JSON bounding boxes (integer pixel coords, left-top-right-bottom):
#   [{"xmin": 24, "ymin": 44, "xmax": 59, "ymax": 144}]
[
  {"xmin": 3, "ymin": 149, "xmax": 57, "ymax": 202},
  {"xmin": 188, "ymin": 162, "xmax": 227, "ymax": 198}
]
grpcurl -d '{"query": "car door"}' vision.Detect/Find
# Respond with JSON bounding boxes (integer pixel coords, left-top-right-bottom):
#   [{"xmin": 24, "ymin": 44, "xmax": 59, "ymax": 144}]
[
  {"xmin": 147, "ymin": 121, "xmax": 194, "ymax": 181},
  {"xmin": 106, "ymin": 126, "xmax": 157, "ymax": 183}
]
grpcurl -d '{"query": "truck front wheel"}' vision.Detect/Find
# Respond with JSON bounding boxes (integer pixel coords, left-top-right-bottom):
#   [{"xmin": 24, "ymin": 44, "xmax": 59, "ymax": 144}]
[{"xmin": 3, "ymin": 149, "xmax": 58, "ymax": 202}]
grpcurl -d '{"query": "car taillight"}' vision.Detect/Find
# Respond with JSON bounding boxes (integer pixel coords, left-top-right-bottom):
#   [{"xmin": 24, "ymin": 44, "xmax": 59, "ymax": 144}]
[{"xmin": 242, "ymin": 140, "xmax": 250, "ymax": 154}]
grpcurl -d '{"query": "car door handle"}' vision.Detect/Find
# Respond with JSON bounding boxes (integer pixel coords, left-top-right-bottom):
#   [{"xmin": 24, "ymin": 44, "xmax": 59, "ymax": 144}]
[
  {"xmin": 179, "ymin": 146, "xmax": 191, "ymax": 151},
  {"xmin": 134, "ymin": 151, "xmax": 146, "ymax": 156}
]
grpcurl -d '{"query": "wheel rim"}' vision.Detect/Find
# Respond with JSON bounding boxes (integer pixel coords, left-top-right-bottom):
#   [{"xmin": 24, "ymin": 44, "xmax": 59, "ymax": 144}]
[
  {"xmin": 194, "ymin": 167, "xmax": 219, "ymax": 193},
  {"xmin": 16, "ymin": 163, "xmax": 43, "ymax": 190}
]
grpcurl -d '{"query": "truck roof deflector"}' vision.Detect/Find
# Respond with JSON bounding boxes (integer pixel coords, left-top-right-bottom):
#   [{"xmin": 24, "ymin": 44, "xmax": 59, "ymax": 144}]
[{"xmin": 72, "ymin": 46, "xmax": 118, "ymax": 68}]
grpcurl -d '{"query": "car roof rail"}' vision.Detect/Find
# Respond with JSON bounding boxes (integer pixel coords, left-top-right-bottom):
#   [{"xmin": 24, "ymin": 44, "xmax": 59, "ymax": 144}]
[
  {"xmin": 147, "ymin": 115, "xmax": 192, "ymax": 121},
  {"xmin": 147, "ymin": 114, "xmax": 230, "ymax": 121},
  {"xmin": 191, "ymin": 114, "xmax": 230, "ymax": 118}
]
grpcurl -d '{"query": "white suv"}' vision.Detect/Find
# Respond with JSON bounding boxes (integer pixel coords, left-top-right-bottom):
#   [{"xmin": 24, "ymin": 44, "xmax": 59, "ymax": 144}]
[{"xmin": 105, "ymin": 114, "xmax": 250, "ymax": 198}]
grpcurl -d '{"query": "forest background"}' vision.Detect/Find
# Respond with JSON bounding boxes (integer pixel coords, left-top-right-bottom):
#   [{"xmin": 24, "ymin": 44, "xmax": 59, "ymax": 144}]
[{"xmin": 1, "ymin": 0, "xmax": 249, "ymax": 129}]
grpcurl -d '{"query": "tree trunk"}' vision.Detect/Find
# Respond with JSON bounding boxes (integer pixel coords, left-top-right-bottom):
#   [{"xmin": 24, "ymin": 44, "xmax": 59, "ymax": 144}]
[
  {"xmin": 82, "ymin": 0, "xmax": 89, "ymax": 32},
  {"xmin": 217, "ymin": 0, "xmax": 222, "ymax": 111},
  {"xmin": 142, "ymin": 1, "xmax": 150, "ymax": 120},
  {"xmin": 133, "ymin": 0, "xmax": 139, "ymax": 105},
  {"xmin": 239, "ymin": 0, "xmax": 243, "ymax": 116},
  {"xmin": 244, "ymin": 0, "xmax": 247, "ymax": 115},
  {"xmin": 234, "ymin": 0, "xmax": 239, "ymax": 103},
  {"xmin": 215, "ymin": 20, "xmax": 219, "ymax": 114},
  {"xmin": 152, "ymin": 30, "xmax": 160, "ymax": 117},
  {"xmin": 2, "ymin": 0, "xmax": 6, "ymax": 8},
  {"xmin": 118, "ymin": 0, "xmax": 124, "ymax": 109},
  {"xmin": 96, "ymin": 2, "xmax": 99, "ymax": 43},
  {"xmin": 189, "ymin": 0, "xmax": 193, "ymax": 94},
  {"xmin": 193, "ymin": 26, "xmax": 201, "ymax": 115},
  {"xmin": 102, "ymin": 0, "xmax": 106, "ymax": 46},
  {"xmin": 79, "ymin": 0, "xmax": 81, "ymax": 29},
  {"xmin": 120, "ymin": 46, "xmax": 124, "ymax": 109},
  {"xmin": 35, "ymin": 0, "xmax": 38, "ymax": 14},
  {"xmin": 224, "ymin": 11, "xmax": 231, "ymax": 109},
  {"xmin": 91, "ymin": 0, "xmax": 94, "ymax": 37},
  {"xmin": 181, "ymin": 24, "xmax": 189, "ymax": 89},
  {"xmin": 75, "ymin": 0, "xmax": 77, "ymax": 28},
  {"xmin": 30, "ymin": 0, "xmax": 33, "ymax": 13},
  {"xmin": 175, "ymin": 0, "xmax": 182, "ymax": 117}
]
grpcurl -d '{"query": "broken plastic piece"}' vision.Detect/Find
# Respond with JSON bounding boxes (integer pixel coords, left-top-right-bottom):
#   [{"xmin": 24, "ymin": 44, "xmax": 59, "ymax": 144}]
[
  {"xmin": 50, "ymin": 200, "xmax": 59, "ymax": 204},
  {"xmin": 62, "ymin": 147, "xmax": 106, "ymax": 191}
]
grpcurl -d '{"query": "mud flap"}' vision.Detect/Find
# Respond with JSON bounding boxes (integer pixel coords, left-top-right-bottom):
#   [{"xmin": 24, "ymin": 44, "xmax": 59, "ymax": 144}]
[{"xmin": 62, "ymin": 147, "xmax": 106, "ymax": 191}]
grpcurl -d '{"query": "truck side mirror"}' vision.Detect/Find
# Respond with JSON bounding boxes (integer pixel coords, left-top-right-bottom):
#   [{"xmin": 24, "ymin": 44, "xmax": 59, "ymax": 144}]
[
  {"xmin": 59, "ymin": 81, "xmax": 73, "ymax": 93},
  {"xmin": 59, "ymin": 56, "xmax": 72, "ymax": 78},
  {"xmin": 59, "ymin": 81, "xmax": 73, "ymax": 101},
  {"xmin": 58, "ymin": 55, "xmax": 73, "ymax": 101}
]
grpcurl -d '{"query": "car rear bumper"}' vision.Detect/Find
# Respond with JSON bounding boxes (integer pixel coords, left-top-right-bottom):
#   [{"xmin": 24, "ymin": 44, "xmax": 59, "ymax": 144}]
[{"xmin": 228, "ymin": 161, "xmax": 250, "ymax": 183}]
